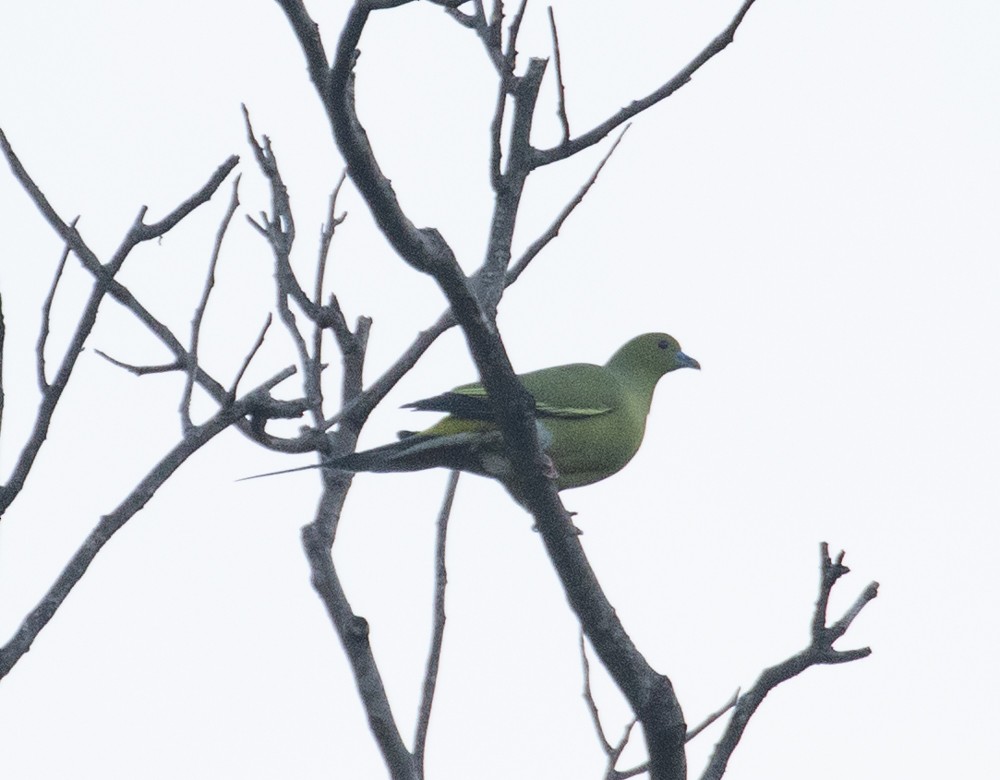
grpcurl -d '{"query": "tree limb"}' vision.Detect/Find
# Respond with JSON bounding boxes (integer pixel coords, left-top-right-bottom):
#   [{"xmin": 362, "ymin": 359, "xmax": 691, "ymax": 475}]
[
  {"xmin": 277, "ymin": 4, "xmax": 691, "ymax": 778},
  {"xmin": 36, "ymin": 217, "xmax": 76, "ymax": 391},
  {"xmin": 532, "ymin": 0, "xmax": 759, "ymax": 168},
  {"xmin": 414, "ymin": 470, "xmax": 459, "ymax": 777},
  {"xmin": 0, "ymin": 367, "xmax": 296, "ymax": 680},
  {"xmin": 699, "ymin": 544, "xmax": 878, "ymax": 780},
  {"xmin": 506, "ymin": 124, "xmax": 629, "ymax": 286},
  {"xmin": 0, "ymin": 125, "xmax": 245, "ymax": 510},
  {"xmin": 547, "ymin": 6, "xmax": 571, "ymax": 145},
  {"xmin": 182, "ymin": 174, "xmax": 241, "ymax": 431},
  {"xmin": 302, "ymin": 478, "xmax": 418, "ymax": 780}
]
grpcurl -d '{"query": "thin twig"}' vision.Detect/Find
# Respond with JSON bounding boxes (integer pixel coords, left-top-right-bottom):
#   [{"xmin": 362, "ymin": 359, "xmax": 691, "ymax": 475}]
[
  {"xmin": 472, "ymin": 57, "xmax": 547, "ymax": 311},
  {"xmin": 94, "ymin": 351, "xmax": 184, "ymax": 375},
  {"xmin": 606, "ymin": 721, "xmax": 640, "ymax": 780},
  {"xmin": 486, "ymin": 0, "xmax": 529, "ymax": 190},
  {"xmin": 320, "ymin": 310, "xmax": 455, "ymax": 432},
  {"xmin": 584, "ymin": 642, "xmax": 737, "ymax": 779},
  {"xmin": 228, "ymin": 315, "xmax": 273, "ymax": 398},
  {"xmin": 36, "ymin": 216, "xmax": 77, "ymax": 391},
  {"xmin": 313, "ymin": 173, "xmax": 354, "ymax": 420},
  {"xmin": 182, "ymin": 174, "xmax": 241, "ymax": 431},
  {"xmin": 315, "ymin": 172, "xmax": 348, "ymax": 307},
  {"xmin": 488, "ymin": 65, "xmax": 507, "ymax": 191},
  {"xmin": 507, "ymin": 124, "xmax": 629, "ymax": 286},
  {"xmin": 0, "ymin": 366, "xmax": 295, "ymax": 680},
  {"xmin": 533, "ymin": 0, "xmax": 759, "ymax": 168},
  {"xmin": 414, "ymin": 470, "xmax": 460, "ymax": 776},
  {"xmin": 504, "ymin": 0, "xmax": 529, "ymax": 71},
  {"xmin": 547, "ymin": 6, "xmax": 571, "ymax": 144},
  {"xmin": 454, "ymin": 0, "xmax": 506, "ymax": 76},
  {"xmin": 0, "ymin": 123, "xmax": 241, "ymax": 511},
  {"xmin": 243, "ymin": 106, "xmax": 323, "ymax": 424},
  {"xmin": 1, "ymin": 123, "xmax": 306, "ymax": 461},
  {"xmin": 686, "ymin": 690, "xmax": 739, "ymax": 743},
  {"xmin": 699, "ymin": 544, "xmax": 878, "ymax": 780},
  {"xmin": 302, "ymin": 490, "xmax": 418, "ymax": 780},
  {"xmin": 580, "ymin": 633, "xmax": 614, "ymax": 754}
]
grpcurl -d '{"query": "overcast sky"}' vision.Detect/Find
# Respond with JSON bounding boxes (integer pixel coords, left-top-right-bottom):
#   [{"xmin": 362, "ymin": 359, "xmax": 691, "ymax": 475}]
[{"xmin": 0, "ymin": 2, "xmax": 997, "ymax": 778}]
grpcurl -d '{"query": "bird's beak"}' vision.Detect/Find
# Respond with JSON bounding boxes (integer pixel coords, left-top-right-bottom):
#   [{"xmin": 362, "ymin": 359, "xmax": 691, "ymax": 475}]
[{"xmin": 676, "ymin": 352, "xmax": 701, "ymax": 371}]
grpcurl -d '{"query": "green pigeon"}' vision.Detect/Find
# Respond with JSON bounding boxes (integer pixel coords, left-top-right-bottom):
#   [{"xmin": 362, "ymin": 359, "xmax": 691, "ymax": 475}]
[{"xmin": 241, "ymin": 333, "xmax": 699, "ymax": 490}]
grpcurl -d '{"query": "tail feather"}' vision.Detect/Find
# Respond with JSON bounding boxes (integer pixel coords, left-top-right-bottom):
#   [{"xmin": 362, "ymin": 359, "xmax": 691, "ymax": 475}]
[{"xmin": 236, "ymin": 430, "xmax": 500, "ymax": 482}]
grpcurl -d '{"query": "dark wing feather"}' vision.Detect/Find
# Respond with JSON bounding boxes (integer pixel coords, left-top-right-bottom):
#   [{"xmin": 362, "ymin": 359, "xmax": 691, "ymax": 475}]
[
  {"xmin": 403, "ymin": 390, "xmax": 495, "ymax": 421},
  {"xmin": 404, "ymin": 368, "xmax": 617, "ymax": 423}
]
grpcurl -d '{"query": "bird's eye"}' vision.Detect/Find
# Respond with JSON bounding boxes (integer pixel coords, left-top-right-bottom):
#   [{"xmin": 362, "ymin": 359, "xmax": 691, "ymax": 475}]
[{"xmin": 658, "ymin": 339, "xmax": 670, "ymax": 350}]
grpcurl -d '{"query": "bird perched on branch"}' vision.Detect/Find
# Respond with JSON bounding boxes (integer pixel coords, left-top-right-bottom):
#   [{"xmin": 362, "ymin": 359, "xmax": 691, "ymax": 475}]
[{"xmin": 240, "ymin": 333, "xmax": 699, "ymax": 492}]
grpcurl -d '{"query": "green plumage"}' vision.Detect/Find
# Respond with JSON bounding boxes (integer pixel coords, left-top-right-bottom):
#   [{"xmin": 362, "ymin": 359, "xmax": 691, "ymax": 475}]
[{"xmin": 241, "ymin": 333, "xmax": 699, "ymax": 490}]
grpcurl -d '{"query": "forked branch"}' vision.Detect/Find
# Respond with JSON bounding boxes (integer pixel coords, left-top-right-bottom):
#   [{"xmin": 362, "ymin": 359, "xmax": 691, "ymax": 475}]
[
  {"xmin": 0, "ymin": 367, "xmax": 297, "ymax": 680},
  {"xmin": 699, "ymin": 544, "xmax": 878, "ymax": 780},
  {"xmin": 533, "ymin": 0, "xmax": 759, "ymax": 167}
]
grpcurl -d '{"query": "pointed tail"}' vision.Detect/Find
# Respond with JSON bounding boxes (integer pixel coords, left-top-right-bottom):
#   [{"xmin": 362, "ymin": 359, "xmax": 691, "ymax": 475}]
[{"xmin": 235, "ymin": 434, "xmax": 476, "ymax": 482}]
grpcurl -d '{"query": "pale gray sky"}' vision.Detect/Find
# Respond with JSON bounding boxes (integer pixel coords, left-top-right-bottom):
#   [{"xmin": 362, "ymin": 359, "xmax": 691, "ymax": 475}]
[{"xmin": 0, "ymin": 2, "xmax": 997, "ymax": 778}]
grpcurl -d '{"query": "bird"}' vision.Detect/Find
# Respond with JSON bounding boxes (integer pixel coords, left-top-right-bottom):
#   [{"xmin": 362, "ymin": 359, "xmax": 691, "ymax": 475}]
[{"xmin": 239, "ymin": 333, "xmax": 699, "ymax": 492}]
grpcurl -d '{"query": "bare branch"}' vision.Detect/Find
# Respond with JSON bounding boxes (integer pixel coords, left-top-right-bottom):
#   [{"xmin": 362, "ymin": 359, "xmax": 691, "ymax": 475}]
[
  {"xmin": 313, "ymin": 173, "xmax": 357, "ymax": 416},
  {"xmin": 339, "ymin": 313, "xmax": 371, "ymax": 413},
  {"xmin": 130, "ymin": 161, "xmax": 241, "ymax": 243},
  {"xmin": 229, "ymin": 315, "xmax": 273, "ymax": 398},
  {"xmin": 1, "ymin": 126, "xmax": 236, "ymax": 365},
  {"xmin": 443, "ymin": 0, "xmax": 507, "ymax": 75},
  {"xmin": 182, "ymin": 174, "xmax": 241, "ymax": 431},
  {"xmin": 533, "ymin": 0, "xmax": 758, "ymax": 167},
  {"xmin": 242, "ymin": 108, "xmax": 307, "ymax": 315},
  {"xmin": 507, "ymin": 125, "xmax": 629, "ymax": 286},
  {"xmin": 488, "ymin": 67, "xmax": 507, "ymax": 191},
  {"xmin": 485, "ymin": 0, "xmax": 504, "ymax": 66},
  {"xmin": 0, "ymin": 274, "xmax": 121, "ymax": 511},
  {"xmin": 441, "ymin": 5, "xmax": 476, "ymax": 29},
  {"xmin": 94, "ymin": 351, "xmax": 184, "ymax": 375},
  {"xmin": 278, "ymin": 1, "xmax": 456, "ymax": 280},
  {"xmin": 547, "ymin": 6, "xmax": 571, "ymax": 144},
  {"xmin": 580, "ymin": 633, "xmax": 615, "ymax": 753},
  {"xmin": 700, "ymin": 545, "xmax": 878, "ymax": 780},
  {"xmin": 504, "ymin": 0, "xmax": 529, "ymax": 71},
  {"xmin": 0, "ymin": 366, "xmax": 295, "ymax": 680},
  {"xmin": 829, "ymin": 580, "xmax": 880, "ymax": 644},
  {"xmin": 302, "ymin": 485, "xmax": 419, "ymax": 780},
  {"xmin": 472, "ymin": 57, "xmax": 547, "ymax": 312},
  {"xmin": 324, "ymin": 310, "xmax": 454, "ymax": 432},
  {"xmin": 243, "ymin": 105, "xmax": 329, "ymax": 425},
  {"xmin": 279, "ymin": 7, "xmax": 689, "ymax": 777},
  {"xmin": 585, "ymin": 640, "xmax": 737, "ymax": 780},
  {"xmin": 414, "ymin": 470, "xmax": 460, "ymax": 776},
  {"xmin": 315, "ymin": 172, "xmax": 348, "ymax": 309},
  {"xmin": 36, "ymin": 217, "xmax": 77, "ymax": 391},
  {"xmin": 0, "ymin": 125, "xmax": 241, "ymax": 512},
  {"xmin": 606, "ymin": 722, "xmax": 640, "ymax": 780},
  {"xmin": 686, "ymin": 690, "xmax": 739, "ymax": 743}
]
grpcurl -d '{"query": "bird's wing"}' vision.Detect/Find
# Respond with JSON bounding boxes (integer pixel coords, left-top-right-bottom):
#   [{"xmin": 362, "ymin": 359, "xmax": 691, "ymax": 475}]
[
  {"xmin": 519, "ymin": 362, "xmax": 623, "ymax": 418},
  {"xmin": 402, "ymin": 391, "xmax": 494, "ymax": 421},
  {"xmin": 404, "ymin": 363, "xmax": 621, "ymax": 422}
]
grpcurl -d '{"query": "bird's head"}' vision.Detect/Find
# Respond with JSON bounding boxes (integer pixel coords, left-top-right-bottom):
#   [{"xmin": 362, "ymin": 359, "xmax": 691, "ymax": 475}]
[{"xmin": 607, "ymin": 332, "xmax": 701, "ymax": 380}]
